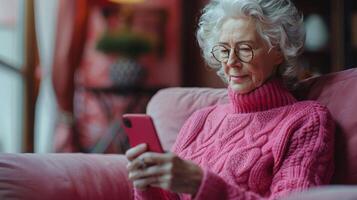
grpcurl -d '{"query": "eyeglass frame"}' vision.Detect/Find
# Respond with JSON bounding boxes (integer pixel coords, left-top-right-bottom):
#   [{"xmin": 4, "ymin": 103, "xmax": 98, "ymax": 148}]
[{"xmin": 210, "ymin": 43, "xmax": 255, "ymax": 64}]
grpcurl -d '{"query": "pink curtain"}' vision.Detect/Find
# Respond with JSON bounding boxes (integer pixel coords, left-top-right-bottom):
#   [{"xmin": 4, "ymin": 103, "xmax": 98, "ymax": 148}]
[
  {"xmin": 52, "ymin": 0, "xmax": 90, "ymax": 152},
  {"xmin": 52, "ymin": 0, "xmax": 133, "ymax": 153}
]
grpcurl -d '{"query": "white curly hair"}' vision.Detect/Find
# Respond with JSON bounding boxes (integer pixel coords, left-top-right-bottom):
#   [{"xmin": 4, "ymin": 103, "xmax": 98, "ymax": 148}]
[{"xmin": 196, "ymin": 0, "xmax": 306, "ymax": 86}]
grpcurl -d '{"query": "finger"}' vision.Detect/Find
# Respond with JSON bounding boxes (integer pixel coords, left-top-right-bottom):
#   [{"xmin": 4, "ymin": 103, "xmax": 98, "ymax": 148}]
[
  {"xmin": 139, "ymin": 152, "xmax": 174, "ymax": 166},
  {"xmin": 128, "ymin": 165, "xmax": 169, "ymax": 181},
  {"xmin": 133, "ymin": 176, "xmax": 160, "ymax": 190},
  {"xmin": 125, "ymin": 143, "xmax": 147, "ymax": 161},
  {"xmin": 128, "ymin": 152, "xmax": 172, "ymax": 170},
  {"xmin": 149, "ymin": 174, "xmax": 172, "ymax": 190}
]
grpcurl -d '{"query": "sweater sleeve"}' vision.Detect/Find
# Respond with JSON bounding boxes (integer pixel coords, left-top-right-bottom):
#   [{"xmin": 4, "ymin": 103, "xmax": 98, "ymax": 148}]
[
  {"xmin": 192, "ymin": 104, "xmax": 335, "ymax": 200},
  {"xmin": 269, "ymin": 104, "xmax": 335, "ymax": 197}
]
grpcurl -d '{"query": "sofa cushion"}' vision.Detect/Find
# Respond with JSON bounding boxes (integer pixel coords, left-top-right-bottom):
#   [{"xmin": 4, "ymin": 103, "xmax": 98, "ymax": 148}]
[
  {"xmin": 147, "ymin": 87, "xmax": 228, "ymax": 151},
  {"xmin": 146, "ymin": 68, "xmax": 357, "ymax": 184}
]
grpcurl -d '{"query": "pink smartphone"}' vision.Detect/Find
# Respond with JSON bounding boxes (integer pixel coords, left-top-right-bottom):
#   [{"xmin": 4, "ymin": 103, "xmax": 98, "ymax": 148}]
[{"xmin": 122, "ymin": 114, "xmax": 164, "ymax": 153}]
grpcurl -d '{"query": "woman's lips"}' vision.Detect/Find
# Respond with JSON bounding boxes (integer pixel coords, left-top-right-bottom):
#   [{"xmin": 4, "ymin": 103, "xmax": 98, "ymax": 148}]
[{"xmin": 230, "ymin": 75, "xmax": 248, "ymax": 83}]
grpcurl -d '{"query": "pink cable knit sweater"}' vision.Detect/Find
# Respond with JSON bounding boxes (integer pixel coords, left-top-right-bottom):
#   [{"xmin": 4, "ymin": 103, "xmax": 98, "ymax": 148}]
[{"xmin": 135, "ymin": 79, "xmax": 335, "ymax": 200}]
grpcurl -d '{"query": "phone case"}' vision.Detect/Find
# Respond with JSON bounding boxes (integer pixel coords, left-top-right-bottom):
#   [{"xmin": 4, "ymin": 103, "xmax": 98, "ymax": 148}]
[{"xmin": 122, "ymin": 114, "xmax": 164, "ymax": 153}]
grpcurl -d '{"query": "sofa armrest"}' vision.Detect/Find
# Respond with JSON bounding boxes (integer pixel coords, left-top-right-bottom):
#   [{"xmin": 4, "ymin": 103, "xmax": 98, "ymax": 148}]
[{"xmin": 0, "ymin": 153, "xmax": 133, "ymax": 200}]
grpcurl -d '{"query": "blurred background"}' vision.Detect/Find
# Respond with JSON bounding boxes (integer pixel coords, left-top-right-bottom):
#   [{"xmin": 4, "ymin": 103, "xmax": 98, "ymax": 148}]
[{"xmin": 0, "ymin": 0, "xmax": 355, "ymax": 153}]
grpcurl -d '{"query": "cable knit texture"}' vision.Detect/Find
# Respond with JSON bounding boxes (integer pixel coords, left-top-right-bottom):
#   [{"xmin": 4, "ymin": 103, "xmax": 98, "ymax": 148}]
[{"xmin": 135, "ymin": 79, "xmax": 335, "ymax": 200}]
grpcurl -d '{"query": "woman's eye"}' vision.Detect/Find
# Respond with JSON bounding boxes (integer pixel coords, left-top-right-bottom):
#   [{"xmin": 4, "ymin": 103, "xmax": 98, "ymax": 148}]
[{"xmin": 220, "ymin": 51, "xmax": 229, "ymax": 56}]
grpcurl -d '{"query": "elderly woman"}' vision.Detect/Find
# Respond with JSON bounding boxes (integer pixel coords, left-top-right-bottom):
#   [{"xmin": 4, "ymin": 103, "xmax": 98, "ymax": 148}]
[{"xmin": 125, "ymin": 0, "xmax": 334, "ymax": 199}]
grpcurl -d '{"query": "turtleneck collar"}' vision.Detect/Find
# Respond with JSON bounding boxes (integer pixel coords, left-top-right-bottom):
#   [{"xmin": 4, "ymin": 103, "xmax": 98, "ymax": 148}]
[{"xmin": 228, "ymin": 78, "xmax": 297, "ymax": 113}]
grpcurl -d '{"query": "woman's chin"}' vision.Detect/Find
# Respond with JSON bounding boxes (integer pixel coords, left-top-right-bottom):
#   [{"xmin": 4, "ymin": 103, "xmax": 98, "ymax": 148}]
[{"xmin": 229, "ymin": 83, "xmax": 253, "ymax": 94}]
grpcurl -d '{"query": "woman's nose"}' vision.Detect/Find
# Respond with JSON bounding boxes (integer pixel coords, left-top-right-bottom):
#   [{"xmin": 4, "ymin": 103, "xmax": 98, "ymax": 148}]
[{"xmin": 226, "ymin": 49, "xmax": 242, "ymax": 68}]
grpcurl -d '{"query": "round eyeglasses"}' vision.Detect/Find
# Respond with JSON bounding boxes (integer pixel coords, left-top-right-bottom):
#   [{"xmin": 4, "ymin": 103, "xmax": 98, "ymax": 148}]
[{"xmin": 211, "ymin": 44, "xmax": 254, "ymax": 63}]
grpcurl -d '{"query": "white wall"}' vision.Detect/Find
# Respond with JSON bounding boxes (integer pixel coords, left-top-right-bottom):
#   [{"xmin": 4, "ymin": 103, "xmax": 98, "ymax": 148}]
[
  {"xmin": 34, "ymin": 0, "xmax": 59, "ymax": 153},
  {"xmin": 0, "ymin": 68, "xmax": 24, "ymax": 152},
  {"xmin": 0, "ymin": 0, "xmax": 59, "ymax": 152}
]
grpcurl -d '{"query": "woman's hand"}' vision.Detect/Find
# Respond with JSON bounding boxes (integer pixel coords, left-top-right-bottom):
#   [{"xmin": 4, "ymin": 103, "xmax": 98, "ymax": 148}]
[{"xmin": 125, "ymin": 143, "xmax": 203, "ymax": 195}]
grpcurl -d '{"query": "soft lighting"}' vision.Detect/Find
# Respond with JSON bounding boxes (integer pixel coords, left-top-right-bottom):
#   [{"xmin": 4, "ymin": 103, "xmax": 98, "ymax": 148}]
[
  {"xmin": 305, "ymin": 14, "xmax": 328, "ymax": 51},
  {"xmin": 109, "ymin": 0, "xmax": 144, "ymax": 4}
]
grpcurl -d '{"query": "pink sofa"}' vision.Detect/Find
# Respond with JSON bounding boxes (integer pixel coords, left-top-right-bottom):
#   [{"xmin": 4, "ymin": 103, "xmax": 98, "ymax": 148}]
[{"xmin": 1, "ymin": 68, "xmax": 357, "ymax": 200}]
